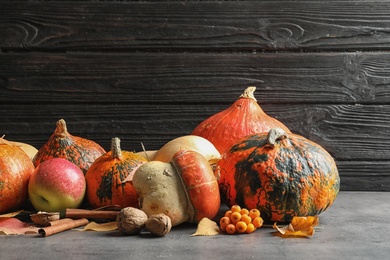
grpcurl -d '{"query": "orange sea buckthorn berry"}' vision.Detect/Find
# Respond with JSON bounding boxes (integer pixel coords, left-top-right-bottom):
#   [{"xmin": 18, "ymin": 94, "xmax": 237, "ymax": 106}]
[
  {"xmin": 245, "ymin": 223, "xmax": 256, "ymax": 234},
  {"xmin": 240, "ymin": 214, "xmax": 252, "ymax": 225},
  {"xmin": 230, "ymin": 211, "xmax": 242, "ymax": 224},
  {"xmin": 240, "ymin": 208, "xmax": 249, "ymax": 216},
  {"xmin": 219, "ymin": 216, "xmax": 230, "ymax": 231},
  {"xmin": 224, "ymin": 210, "xmax": 233, "ymax": 219},
  {"xmin": 235, "ymin": 221, "xmax": 247, "ymax": 233},
  {"xmin": 230, "ymin": 205, "xmax": 241, "ymax": 213},
  {"xmin": 252, "ymin": 216, "xmax": 264, "ymax": 228},
  {"xmin": 225, "ymin": 224, "xmax": 236, "ymax": 234},
  {"xmin": 249, "ymin": 208, "xmax": 261, "ymax": 219}
]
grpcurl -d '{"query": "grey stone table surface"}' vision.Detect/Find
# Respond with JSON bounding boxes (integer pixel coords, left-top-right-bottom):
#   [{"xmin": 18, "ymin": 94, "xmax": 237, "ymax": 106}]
[{"xmin": 1, "ymin": 191, "xmax": 389, "ymax": 260}]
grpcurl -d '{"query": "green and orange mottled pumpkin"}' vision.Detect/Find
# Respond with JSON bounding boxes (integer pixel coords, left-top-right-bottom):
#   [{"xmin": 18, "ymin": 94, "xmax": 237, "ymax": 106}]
[
  {"xmin": 33, "ymin": 119, "xmax": 106, "ymax": 175},
  {"xmin": 217, "ymin": 128, "xmax": 340, "ymax": 223},
  {"xmin": 85, "ymin": 137, "xmax": 147, "ymax": 209}
]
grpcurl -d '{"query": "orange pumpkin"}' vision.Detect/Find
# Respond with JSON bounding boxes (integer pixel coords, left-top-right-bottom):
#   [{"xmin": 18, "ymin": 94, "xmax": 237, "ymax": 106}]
[
  {"xmin": 192, "ymin": 86, "xmax": 291, "ymax": 154},
  {"xmin": 85, "ymin": 137, "xmax": 147, "ymax": 208},
  {"xmin": 0, "ymin": 139, "xmax": 35, "ymax": 214},
  {"xmin": 1, "ymin": 136, "xmax": 38, "ymax": 160},
  {"xmin": 217, "ymin": 128, "xmax": 340, "ymax": 223},
  {"xmin": 33, "ymin": 119, "xmax": 106, "ymax": 175}
]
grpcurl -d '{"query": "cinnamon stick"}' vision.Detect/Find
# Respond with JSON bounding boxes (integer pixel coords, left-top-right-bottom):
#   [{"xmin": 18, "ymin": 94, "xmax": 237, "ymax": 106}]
[
  {"xmin": 38, "ymin": 218, "xmax": 89, "ymax": 237},
  {"xmin": 65, "ymin": 208, "xmax": 119, "ymax": 220}
]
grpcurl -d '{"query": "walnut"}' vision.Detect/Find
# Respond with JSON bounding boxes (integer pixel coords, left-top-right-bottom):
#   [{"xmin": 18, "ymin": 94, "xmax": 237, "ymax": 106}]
[
  {"xmin": 146, "ymin": 213, "xmax": 172, "ymax": 236},
  {"xmin": 30, "ymin": 212, "xmax": 60, "ymax": 226},
  {"xmin": 116, "ymin": 207, "xmax": 148, "ymax": 235}
]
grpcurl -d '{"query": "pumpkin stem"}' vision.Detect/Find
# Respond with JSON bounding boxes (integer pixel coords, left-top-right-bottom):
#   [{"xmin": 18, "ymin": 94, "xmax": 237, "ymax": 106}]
[
  {"xmin": 0, "ymin": 135, "xmax": 11, "ymax": 145},
  {"xmin": 239, "ymin": 86, "xmax": 257, "ymax": 102},
  {"xmin": 140, "ymin": 142, "xmax": 150, "ymax": 161},
  {"xmin": 111, "ymin": 137, "xmax": 122, "ymax": 158},
  {"xmin": 55, "ymin": 119, "xmax": 69, "ymax": 138},
  {"xmin": 0, "ymin": 136, "xmax": 22, "ymax": 147},
  {"xmin": 266, "ymin": 128, "xmax": 288, "ymax": 147}
]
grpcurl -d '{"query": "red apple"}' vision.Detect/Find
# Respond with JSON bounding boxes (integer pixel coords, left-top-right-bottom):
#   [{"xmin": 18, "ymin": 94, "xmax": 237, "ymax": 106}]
[{"xmin": 28, "ymin": 158, "xmax": 86, "ymax": 214}]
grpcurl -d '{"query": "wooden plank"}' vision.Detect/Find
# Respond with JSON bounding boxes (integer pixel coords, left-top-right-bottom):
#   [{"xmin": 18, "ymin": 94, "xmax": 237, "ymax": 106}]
[
  {"xmin": 2, "ymin": 1, "xmax": 390, "ymax": 51},
  {"xmin": 2, "ymin": 51, "xmax": 390, "ymax": 104},
  {"xmin": 1, "ymin": 103, "xmax": 390, "ymax": 161},
  {"xmin": 1, "ymin": 102, "xmax": 389, "ymax": 191},
  {"xmin": 339, "ymin": 175, "xmax": 390, "ymax": 191},
  {"xmin": 1, "ymin": 1, "xmax": 389, "ymax": 192},
  {"xmin": 337, "ymin": 160, "xmax": 390, "ymax": 191}
]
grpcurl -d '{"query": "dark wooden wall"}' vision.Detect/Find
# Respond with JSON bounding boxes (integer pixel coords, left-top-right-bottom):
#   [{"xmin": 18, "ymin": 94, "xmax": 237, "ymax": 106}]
[{"xmin": 1, "ymin": 1, "xmax": 390, "ymax": 191}]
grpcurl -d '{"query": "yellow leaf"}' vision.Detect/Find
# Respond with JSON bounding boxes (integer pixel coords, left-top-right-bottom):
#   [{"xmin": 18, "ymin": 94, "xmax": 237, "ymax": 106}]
[
  {"xmin": 191, "ymin": 218, "xmax": 220, "ymax": 236},
  {"xmin": 273, "ymin": 215, "xmax": 319, "ymax": 237},
  {"xmin": 80, "ymin": 221, "xmax": 118, "ymax": 232},
  {"xmin": 0, "ymin": 210, "xmax": 24, "ymax": 218}
]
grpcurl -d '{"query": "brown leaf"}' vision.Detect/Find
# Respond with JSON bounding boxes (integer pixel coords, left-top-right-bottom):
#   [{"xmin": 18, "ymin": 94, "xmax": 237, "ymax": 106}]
[
  {"xmin": 0, "ymin": 217, "xmax": 39, "ymax": 235},
  {"xmin": 80, "ymin": 221, "xmax": 118, "ymax": 232},
  {"xmin": 191, "ymin": 218, "xmax": 220, "ymax": 236},
  {"xmin": 273, "ymin": 215, "xmax": 319, "ymax": 237}
]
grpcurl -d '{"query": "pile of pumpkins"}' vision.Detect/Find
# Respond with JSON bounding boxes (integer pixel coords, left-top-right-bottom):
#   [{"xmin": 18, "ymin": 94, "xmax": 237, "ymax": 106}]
[{"xmin": 0, "ymin": 86, "xmax": 340, "ymax": 225}]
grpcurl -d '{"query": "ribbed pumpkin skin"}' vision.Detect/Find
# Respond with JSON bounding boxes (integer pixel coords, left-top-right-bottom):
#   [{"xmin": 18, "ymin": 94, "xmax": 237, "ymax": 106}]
[
  {"xmin": 217, "ymin": 131, "xmax": 340, "ymax": 223},
  {"xmin": 85, "ymin": 150, "xmax": 147, "ymax": 208},
  {"xmin": 192, "ymin": 87, "xmax": 291, "ymax": 154},
  {"xmin": 0, "ymin": 143, "xmax": 35, "ymax": 214},
  {"xmin": 172, "ymin": 150, "xmax": 220, "ymax": 223},
  {"xmin": 33, "ymin": 119, "xmax": 106, "ymax": 175}
]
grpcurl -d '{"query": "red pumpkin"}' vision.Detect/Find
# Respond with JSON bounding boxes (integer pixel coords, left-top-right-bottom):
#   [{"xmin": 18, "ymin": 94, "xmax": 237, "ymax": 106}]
[
  {"xmin": 0, "ymin": 139, "xmax": 35, "ymax": 214},
  {"xmin": 217, "ymin": 128, "xmax": 340, "ymax": 223},
  {"xmin": 192, "ymin": 86, "xmax": 291, "ymax": 154},
  {"xmin": 33, "ymin": 119, "xmax": 106, "ymax": 175},
  {"xmin": 85, "ymin": 137, "xmax": 147, "ymax": 208},
  {"xmin": 172, "ymin": 149, "xmax": 221, "ymax": 223}
]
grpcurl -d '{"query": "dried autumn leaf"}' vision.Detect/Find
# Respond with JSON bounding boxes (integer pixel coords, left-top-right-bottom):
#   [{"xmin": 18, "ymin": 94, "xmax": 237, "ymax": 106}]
[
  {"xmin": 191, "ymin": 218, "xmax": 220, "ymax": 236},
  {"xmin": 0, "ymin": 217, "xmax": 39, "ymax": 235},
  {"xmin": 273, "ymin": 215, "xmax": 319, "ymax": 237},
  {"xmin": 0, "ymin": 210, "xmax": 24, "ymax": 218},
  {"xmin": 81, "ymin": 221, "xmax": 118, "ymax": 231}
]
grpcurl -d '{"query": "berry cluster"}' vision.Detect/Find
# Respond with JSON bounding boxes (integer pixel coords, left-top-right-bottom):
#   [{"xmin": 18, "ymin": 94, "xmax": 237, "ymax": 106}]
[{"xmin": 220, "ymin": 205, "xmax": 264, "ymax": 234}]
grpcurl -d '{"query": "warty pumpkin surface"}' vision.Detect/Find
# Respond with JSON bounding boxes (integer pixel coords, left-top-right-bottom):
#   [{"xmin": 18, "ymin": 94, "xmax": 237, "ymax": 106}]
[
  {"xmin": 217, "ymin": 128, "xmax": 340, "ymax": 223},
  {"xmin": 33, "ymin": 119, "xmax": 106, "ymax": 175}
]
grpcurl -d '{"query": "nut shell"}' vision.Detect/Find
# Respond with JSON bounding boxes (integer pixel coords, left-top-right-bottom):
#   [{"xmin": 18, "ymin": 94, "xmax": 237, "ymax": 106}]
[
  {"xmin": 116, "ymin": 207, "xmax": 148, "ymax": 235},
  {"xmin": 146, "ymin": 213, "xmax": 172, "ymax": 236},
  {"xmin": 30, "ymin": 212, "xmax": 60, "ymax": 226}
]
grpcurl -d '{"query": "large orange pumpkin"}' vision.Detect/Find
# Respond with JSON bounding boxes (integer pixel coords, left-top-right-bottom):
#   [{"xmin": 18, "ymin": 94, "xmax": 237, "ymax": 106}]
[
  {"xmin": 217, "ymin": 128, "xmax": 340, "ymax": 223},
  {"xmin": 33, "ymin": 119, "xmax": 106, "ymax": 175},
  {"xmin": 192, "ymin": 86, "xmax": 291, "ymax": 154},
  {"xmin": 0, "ymin": 139, "xmax": 35, "ymax": 214},
  {"xmin": 85, "ymin": 137, "xmax": 147, "ymax": 208}
]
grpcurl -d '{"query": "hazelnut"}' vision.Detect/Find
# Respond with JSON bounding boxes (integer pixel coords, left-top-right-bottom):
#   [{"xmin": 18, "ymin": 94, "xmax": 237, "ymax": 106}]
[
  {"xmin": 116, "ymin": 207, "xmax": 148, "ymax": 235},
  {"xmin": 146, "ymin": 213, "xmax": 172, "ymax": 236}
]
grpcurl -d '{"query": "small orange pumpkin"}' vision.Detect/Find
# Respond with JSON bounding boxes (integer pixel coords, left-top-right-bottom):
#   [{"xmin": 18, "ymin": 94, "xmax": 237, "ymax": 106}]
[
  {"xmin": 85, "ymin": 137, "xmax": 147, "ymax": 208},
  {"xmin": 217, "ymin": 128, "xmax": 340, "ymax": 223},
  {"xmin": 33, "ymin": 119, "xmax": 106, "ymax": 175},
  {"xmin": 0, "ymin": 139, "xmax": 35, "ymax": 214},
  {"xmin": 192, "ymin": 86, "xmax": 291, "ymax": 154}
]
